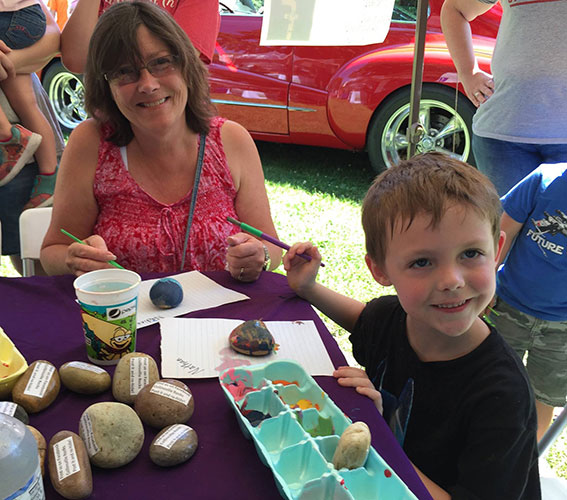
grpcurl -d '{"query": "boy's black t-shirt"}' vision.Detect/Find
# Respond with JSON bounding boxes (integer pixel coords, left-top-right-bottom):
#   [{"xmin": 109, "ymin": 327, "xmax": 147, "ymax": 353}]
[{"xmin": 351, "ymin": 296, "xmax": 541, "ymax": 500}]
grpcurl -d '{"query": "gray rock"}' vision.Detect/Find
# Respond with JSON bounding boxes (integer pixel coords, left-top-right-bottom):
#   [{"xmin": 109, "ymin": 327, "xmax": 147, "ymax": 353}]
[{"xmin": 149, "ymin": 424, "xmax": 198, "ymax": 467}]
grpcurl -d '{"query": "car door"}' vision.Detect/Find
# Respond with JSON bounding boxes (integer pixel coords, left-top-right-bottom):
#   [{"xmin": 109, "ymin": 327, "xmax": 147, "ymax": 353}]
[{"xmin": 210, "ymin": 1, "xmax": 293, "ymax": 135}]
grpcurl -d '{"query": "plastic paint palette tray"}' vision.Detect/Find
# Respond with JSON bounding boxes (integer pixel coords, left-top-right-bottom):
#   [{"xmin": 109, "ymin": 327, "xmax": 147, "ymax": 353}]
[{"xmin": 219, "ymin": 360, "xmax": 417, "ymax": 500}]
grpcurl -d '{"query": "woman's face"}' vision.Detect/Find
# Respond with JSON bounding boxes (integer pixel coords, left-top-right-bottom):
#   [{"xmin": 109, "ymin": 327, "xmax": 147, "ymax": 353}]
[{"xmin": 108, "ymin": 25, "xmax": 188, "ymax": 136}]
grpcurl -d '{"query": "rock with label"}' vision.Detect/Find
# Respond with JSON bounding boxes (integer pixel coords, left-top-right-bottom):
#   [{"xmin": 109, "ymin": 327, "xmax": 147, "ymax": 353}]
[
  {"xmin": 79, "ymin": 402, "xmax": 144, "ymax": 468},
  {"xmin": 149, "ymin": 424, "xmax": 198, "ymax": 467},
  {"xmin": 48, "ymin": 431, "xmax": 92, "ymax": 499},
  {"xmin": 332, "ymin": 421, "xmax": 371, "ymax": 470},
  {"xmin": 0, "ymin": 401, "xmax": 29, "ymax": 424},
  {"xmin": 11, "ymin": 360, "xmax": 60, "ymax": 413},
  {"xmin": 59, "ymin": 361, "xmax": 111, "ymax": 395},
  {"xmin": 112, "ymin": 352, "xmax": 159, "ymax": 404},
  {"xmin": 134, "ymin": 379, "xmax": 194, "ymax": 428},
  {"xmin": 27, "ymin": 425, "xmax": 47, "ymax": 476}
]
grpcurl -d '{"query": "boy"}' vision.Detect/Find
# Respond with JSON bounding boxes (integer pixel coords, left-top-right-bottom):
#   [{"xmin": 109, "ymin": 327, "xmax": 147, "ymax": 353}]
[
  {"xmin": 284, "ymin": 153, "xmax": 540, "ymax": 499},
  {"xmin": 486, "ymin": 163, "xmax": 567, "ymax": 442},
  {"xmin": 0, "ymin": 0, "xmax": 58, "ymax": 209}
]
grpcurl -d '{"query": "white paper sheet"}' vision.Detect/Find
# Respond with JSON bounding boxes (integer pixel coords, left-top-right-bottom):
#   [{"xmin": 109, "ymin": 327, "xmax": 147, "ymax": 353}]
[
  {"xmin": 160, "ymin": 318, "xmax": 336, "ymax": 378},
  {"xmin": 136, "ymin": 272, "xmax": 249, "ymax": 329},
  {"xmin": 260, "ymin": 0, "xmax": 395, "ymax": 46}
]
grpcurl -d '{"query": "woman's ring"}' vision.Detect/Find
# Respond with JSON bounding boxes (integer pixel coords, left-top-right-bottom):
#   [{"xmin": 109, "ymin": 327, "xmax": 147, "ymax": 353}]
[
  {"xmin": 238, "ymin": 267, "xmax": 245, "ymax": 280},
  {"xmin": 474, "ymin": 91, "xmax": 481, "ymax": 97}
]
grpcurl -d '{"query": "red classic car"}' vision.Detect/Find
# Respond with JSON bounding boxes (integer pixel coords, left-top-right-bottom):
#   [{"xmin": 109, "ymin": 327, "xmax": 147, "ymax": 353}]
[{"xmin": 42, "ymin": 0, "xmax": 501, "ymax": 172}]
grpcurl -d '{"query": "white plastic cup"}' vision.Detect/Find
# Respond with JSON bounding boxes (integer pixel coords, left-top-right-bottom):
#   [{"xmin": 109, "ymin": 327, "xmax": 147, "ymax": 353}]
[{"xmin": 73, "ymin": 269, "xmax": 141, "ymax": 365}]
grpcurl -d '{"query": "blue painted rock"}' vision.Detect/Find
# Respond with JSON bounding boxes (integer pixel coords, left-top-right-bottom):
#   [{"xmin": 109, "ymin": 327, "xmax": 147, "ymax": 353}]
[
  {"xmin": 150, "ymin": 278, "xmax": 183, "ymax": 309},
  {"xmin": 229, "ymin": 320, "xmax": 276, "ymax": 356}
]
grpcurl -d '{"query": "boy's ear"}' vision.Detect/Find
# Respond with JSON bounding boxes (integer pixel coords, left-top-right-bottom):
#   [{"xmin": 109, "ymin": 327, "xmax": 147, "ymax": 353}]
[
  {"xmin": 495, "ymin": 230, "xmax": 506, "ymax": 263},
  {"xmin": 365, "ymin": 254, "xmax": 392, "ymax": 286}
]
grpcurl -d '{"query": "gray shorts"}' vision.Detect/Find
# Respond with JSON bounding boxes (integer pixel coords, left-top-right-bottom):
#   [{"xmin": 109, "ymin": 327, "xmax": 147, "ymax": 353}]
[{"xmin": 488, "ymin": 297, "xmax": 567, "ymax": 407}]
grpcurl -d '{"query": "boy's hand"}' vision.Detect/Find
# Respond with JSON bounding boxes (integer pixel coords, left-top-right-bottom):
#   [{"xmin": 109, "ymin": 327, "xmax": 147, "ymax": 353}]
[
  {"xmin": 283, "ymin": 241, "xmax": 321, "ymax": 296},
  {"xmin": 334, "ymin": 366, "xmax": 383, "ymax": 414}
]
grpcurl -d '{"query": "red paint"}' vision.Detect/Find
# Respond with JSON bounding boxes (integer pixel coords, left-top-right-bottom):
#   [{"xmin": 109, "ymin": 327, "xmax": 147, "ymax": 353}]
[{"xmin": 385, "ymin": 469, "xmax": 392, "ymax": 478}]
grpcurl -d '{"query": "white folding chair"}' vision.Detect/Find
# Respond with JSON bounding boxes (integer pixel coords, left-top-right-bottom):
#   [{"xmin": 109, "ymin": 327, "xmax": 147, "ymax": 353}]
[{"xmin": 19, "ymin": 207, "xmax": 53, "ymax": 277}]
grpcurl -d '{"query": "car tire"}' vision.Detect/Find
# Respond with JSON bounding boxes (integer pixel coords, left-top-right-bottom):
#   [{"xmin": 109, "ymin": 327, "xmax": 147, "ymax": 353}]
[
  {"xmin": 41, "ymin": 60, "xmax": 87, "ymax": 134},
  {"xmin": 367, "ymin": 84, "xmax": 476, "ymax": 174}
]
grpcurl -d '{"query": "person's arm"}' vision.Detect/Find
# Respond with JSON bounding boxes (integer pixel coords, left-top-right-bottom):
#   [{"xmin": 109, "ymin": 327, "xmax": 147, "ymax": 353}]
[
  {"xmin": 40, "ymin": 119, "xmax": 116, "ymax": 275},
  {"xmin": 60, "ymin": 0, "xmax": 100, "ymax": 73},
  {"xmin": 497, "ymin": 211, "xmax": 524, "ymax": 268},
  {"xmin": 412, "ymin": 465, "xmax": 452, "ymax": 500},
  {"xmin": 283, "ymin": 241, "xmax": 365, "ymax": 332},
  {"xmin": 221, "ymin": 119, "xmax": 283, "ymax": 280},
  {"xmin": 440, "ymin": 0, "xmax": 495, "ymax": 106},
  {"xmin": 4, "ymin": 3, "xmax": 60, "ymax": 75}
]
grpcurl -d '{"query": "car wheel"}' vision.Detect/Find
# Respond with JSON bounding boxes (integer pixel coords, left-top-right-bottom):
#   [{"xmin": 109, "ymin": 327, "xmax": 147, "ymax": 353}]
[
  {"xmin": 42, "ymin": 60, "xmax": 87, "ymax": 134},
  {"xmin": 367, "ymin": 84, "xmax": 476, "ymax": 174}
]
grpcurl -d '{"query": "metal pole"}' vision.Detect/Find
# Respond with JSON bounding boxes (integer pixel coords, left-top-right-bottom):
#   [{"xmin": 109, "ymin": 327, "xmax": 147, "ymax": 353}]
[
  {"xmin": 539, "ymin": 405, "xmax": 567, "ymax": 458},
  {"xmin": 407, "ymin": 0, "xmax": 429, "ymax": 159}
]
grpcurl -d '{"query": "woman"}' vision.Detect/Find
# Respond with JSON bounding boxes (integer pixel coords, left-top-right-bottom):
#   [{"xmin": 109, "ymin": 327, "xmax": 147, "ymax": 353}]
[{"xmin": 40, "ymin": 1, "xmax": 281, "ymax": 281}]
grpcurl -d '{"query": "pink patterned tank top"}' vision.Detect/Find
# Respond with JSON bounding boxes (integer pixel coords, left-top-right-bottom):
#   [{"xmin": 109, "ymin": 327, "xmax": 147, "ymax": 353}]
[{"xmin": 93, "ymin": 117, "xmax": 238, "ymax": 273}]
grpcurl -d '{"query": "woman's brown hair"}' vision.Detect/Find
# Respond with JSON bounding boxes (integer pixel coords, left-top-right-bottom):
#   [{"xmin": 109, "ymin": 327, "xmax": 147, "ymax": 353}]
[{"xmin": 84, "ymin": 1, "xmax": 214, "ymax": 145}]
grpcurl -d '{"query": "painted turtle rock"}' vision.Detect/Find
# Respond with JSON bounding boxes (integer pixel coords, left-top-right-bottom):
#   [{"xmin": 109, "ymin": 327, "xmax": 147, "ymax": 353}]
[
  {"xmin": 229, "ymin": 320, "xmax": 277, "ymax": 356},
  {"xmin": 150, "ymin": 278, "xmax": 184, "ymax": 309}
]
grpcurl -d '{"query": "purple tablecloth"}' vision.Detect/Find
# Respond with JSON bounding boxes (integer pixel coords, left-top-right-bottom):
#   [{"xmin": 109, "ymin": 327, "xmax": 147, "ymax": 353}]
[{"xmin": 0, "ymin": 271, "xmax": 431, "ymax": 499}]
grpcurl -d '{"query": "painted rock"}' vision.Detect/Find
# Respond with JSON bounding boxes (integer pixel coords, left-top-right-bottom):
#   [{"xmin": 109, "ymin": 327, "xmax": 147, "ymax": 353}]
[
  {"xmin": 11, "ymin": 360, "xmax": 60, "ymax": 413},
  {"xmin": 0, "ymin": 401, "xmax": 29, "ymax": 424},
  {"xmin": 27, "ymin": 425, "xmax": 47, "ymax": 476},
  {"xmin": 229, "ymin": 319, "xmax": 276, "ymax": 356},
  {"xmin": 59, "ymin": 361, "xmax": 111, "ymax": 395},
  {"xmin": 135, "ymin": 379, "xmax": 194, "ymax": 428},
  {"xmin": 149, "ymin": 424, "xmax": 198, "ymax": 467},
  {"xmin": 112, "ymin": 352, "xmax": 160, "ymax": 404},
  {"xmin": 48, "ymin": 431, "xmax": 92, "ymax": 499},
  {"xmin": 79, "ymin": 402, "xmax": 144, "ymax": 468},
  {"xmin": 150, "ymin": 278, "xmax": 183, "ymax": 309},
  {"xmin": 332, "ymin": 421, "xmax": 371, "ymax": 470}
]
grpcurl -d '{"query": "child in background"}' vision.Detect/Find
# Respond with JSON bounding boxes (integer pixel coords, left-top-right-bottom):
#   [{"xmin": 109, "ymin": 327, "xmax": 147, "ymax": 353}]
[
  {"xmin": 486, "ymin": 163, "xmax": 567, "ymax": 442},
  {"xmin": 0, "ymin": 0, "xmax": 58, "ymax": 209},
  {"xmin": 284, "ymin": 153, "xmax": 540, "ymax": 499}
]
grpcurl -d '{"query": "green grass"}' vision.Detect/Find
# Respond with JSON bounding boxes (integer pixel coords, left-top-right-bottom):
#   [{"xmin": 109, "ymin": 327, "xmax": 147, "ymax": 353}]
[{"xmin": 2, "ymin": 140, "xmax": 565, "ymax": 479}]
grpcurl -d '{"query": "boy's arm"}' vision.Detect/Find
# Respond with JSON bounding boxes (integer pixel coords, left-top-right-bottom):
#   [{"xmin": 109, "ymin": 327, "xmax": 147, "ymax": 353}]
[
  {"xmin": 284, "ymin": 242, "xmax": 365, "ymax": 332},
  {"xmin": 412, "ymin": 465, "xmax": 451, "ymax": 500},
  {"xmin": 440, "ymin": 0, "xmax": 495, "ymax": 104},
  {"xmin": 4, "ymin": 3, "xmax": 60, "ymax": 74},
  {"xmin": 497, "ymin": 211, "xmax": 524, "ymax": 268}
]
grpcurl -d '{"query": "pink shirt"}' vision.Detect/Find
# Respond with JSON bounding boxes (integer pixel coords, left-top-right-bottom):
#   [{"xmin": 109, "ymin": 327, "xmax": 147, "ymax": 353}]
[
  {"xmin": 99, "ymin": 0, "xmax": 219, "ymax": 63},
  {"xmin": 93, "ymin": 117, "xmax": 239, "ymax": 273}
]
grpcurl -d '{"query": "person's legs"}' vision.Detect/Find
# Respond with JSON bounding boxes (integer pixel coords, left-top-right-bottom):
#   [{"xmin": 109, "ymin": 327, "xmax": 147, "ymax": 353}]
[
  {"xmin": 472, "ymin": 135, "xmax": 543, "ymax": 196},
  {"xmin": 525, "ymin": 318, "xmax": 567, "ymax": 442},
  {"xmin": 2, "ymin": 74, "xmax": 58, "ymax": 208}
]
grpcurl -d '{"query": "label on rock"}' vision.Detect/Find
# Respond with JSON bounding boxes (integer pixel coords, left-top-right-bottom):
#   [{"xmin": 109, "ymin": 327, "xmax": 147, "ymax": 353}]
[
  {"xmin": 53, "ymin": 436, "xmax": 81, "ymax": 482},
  {"xmin": 0, "ymin": 401, "xmax": 18, "ymax": 416},
  {"xmin": 155, "ymin": 424, "xmax": 190, "ymax": 450},
  {"xmin": 79, "ymin": 412, "xmax": 100, "ymax": 457},
  {"xmin": 150, "ymin": 381, "xmax": 191, "ymax": 405},
  {"xmin": 129, "ymin": 356, "xmax": 149, "ymax": 396},
  {"xmin": 66, "ymin": 361, "xmax": 107, "ymax": 374},
  {"xmin": 23, "ymin": 362, "xmax": 55, "ymax": 398}
]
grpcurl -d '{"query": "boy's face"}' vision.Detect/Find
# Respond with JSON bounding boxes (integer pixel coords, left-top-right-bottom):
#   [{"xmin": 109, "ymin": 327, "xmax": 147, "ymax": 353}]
[{"xmin": 367, "ymin": 204, "xmax": 504, "ymax": 346}]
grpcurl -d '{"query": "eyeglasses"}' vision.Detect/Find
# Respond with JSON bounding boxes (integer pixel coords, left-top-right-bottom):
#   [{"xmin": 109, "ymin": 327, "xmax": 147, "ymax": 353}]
[{"xmin": 104, "ymin": 54, "xmax": 179, "ymax": 86}]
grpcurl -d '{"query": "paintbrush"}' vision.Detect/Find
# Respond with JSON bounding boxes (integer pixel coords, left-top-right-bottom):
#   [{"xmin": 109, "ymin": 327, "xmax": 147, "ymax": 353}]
[
  {"xmin": 227, "ymin": 216, "xmax": 325, "ymax": 267},
  {"xmin": 60, "ymin": 229, "xmax": 125, "ymax": 270}
]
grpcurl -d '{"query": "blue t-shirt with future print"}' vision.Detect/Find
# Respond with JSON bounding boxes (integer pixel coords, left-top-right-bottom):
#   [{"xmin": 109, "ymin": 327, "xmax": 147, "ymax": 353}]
[{"xmin": 497, "ymin": 163, "xmax": 567, "ymax": 320}]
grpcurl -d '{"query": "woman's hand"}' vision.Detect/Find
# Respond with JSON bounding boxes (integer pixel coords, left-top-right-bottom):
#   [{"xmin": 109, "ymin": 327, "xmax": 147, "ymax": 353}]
[
  {"xmin": 461, "ymin": 70, "xmax": 494, "ymax": 107},
  {"xmin": 226, "ymin": 232, "xmax": 265, "ymax": 282},
  {"xmin": 0, "ymin": 40, "xmax": 15, "ymax": 81},
  {"xmin": 65, "ymin": 235, "xmax": 119, "ymax": 277},
  {"xmin": 334, "ymin": 366, "xmax": 383, "ymax": 414}
]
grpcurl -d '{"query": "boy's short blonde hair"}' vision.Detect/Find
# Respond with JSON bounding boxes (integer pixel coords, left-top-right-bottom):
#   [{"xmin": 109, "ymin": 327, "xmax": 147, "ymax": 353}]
[{"xmin": 362, "ymin": 153, "xmax": 501, "ymax": 267}]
